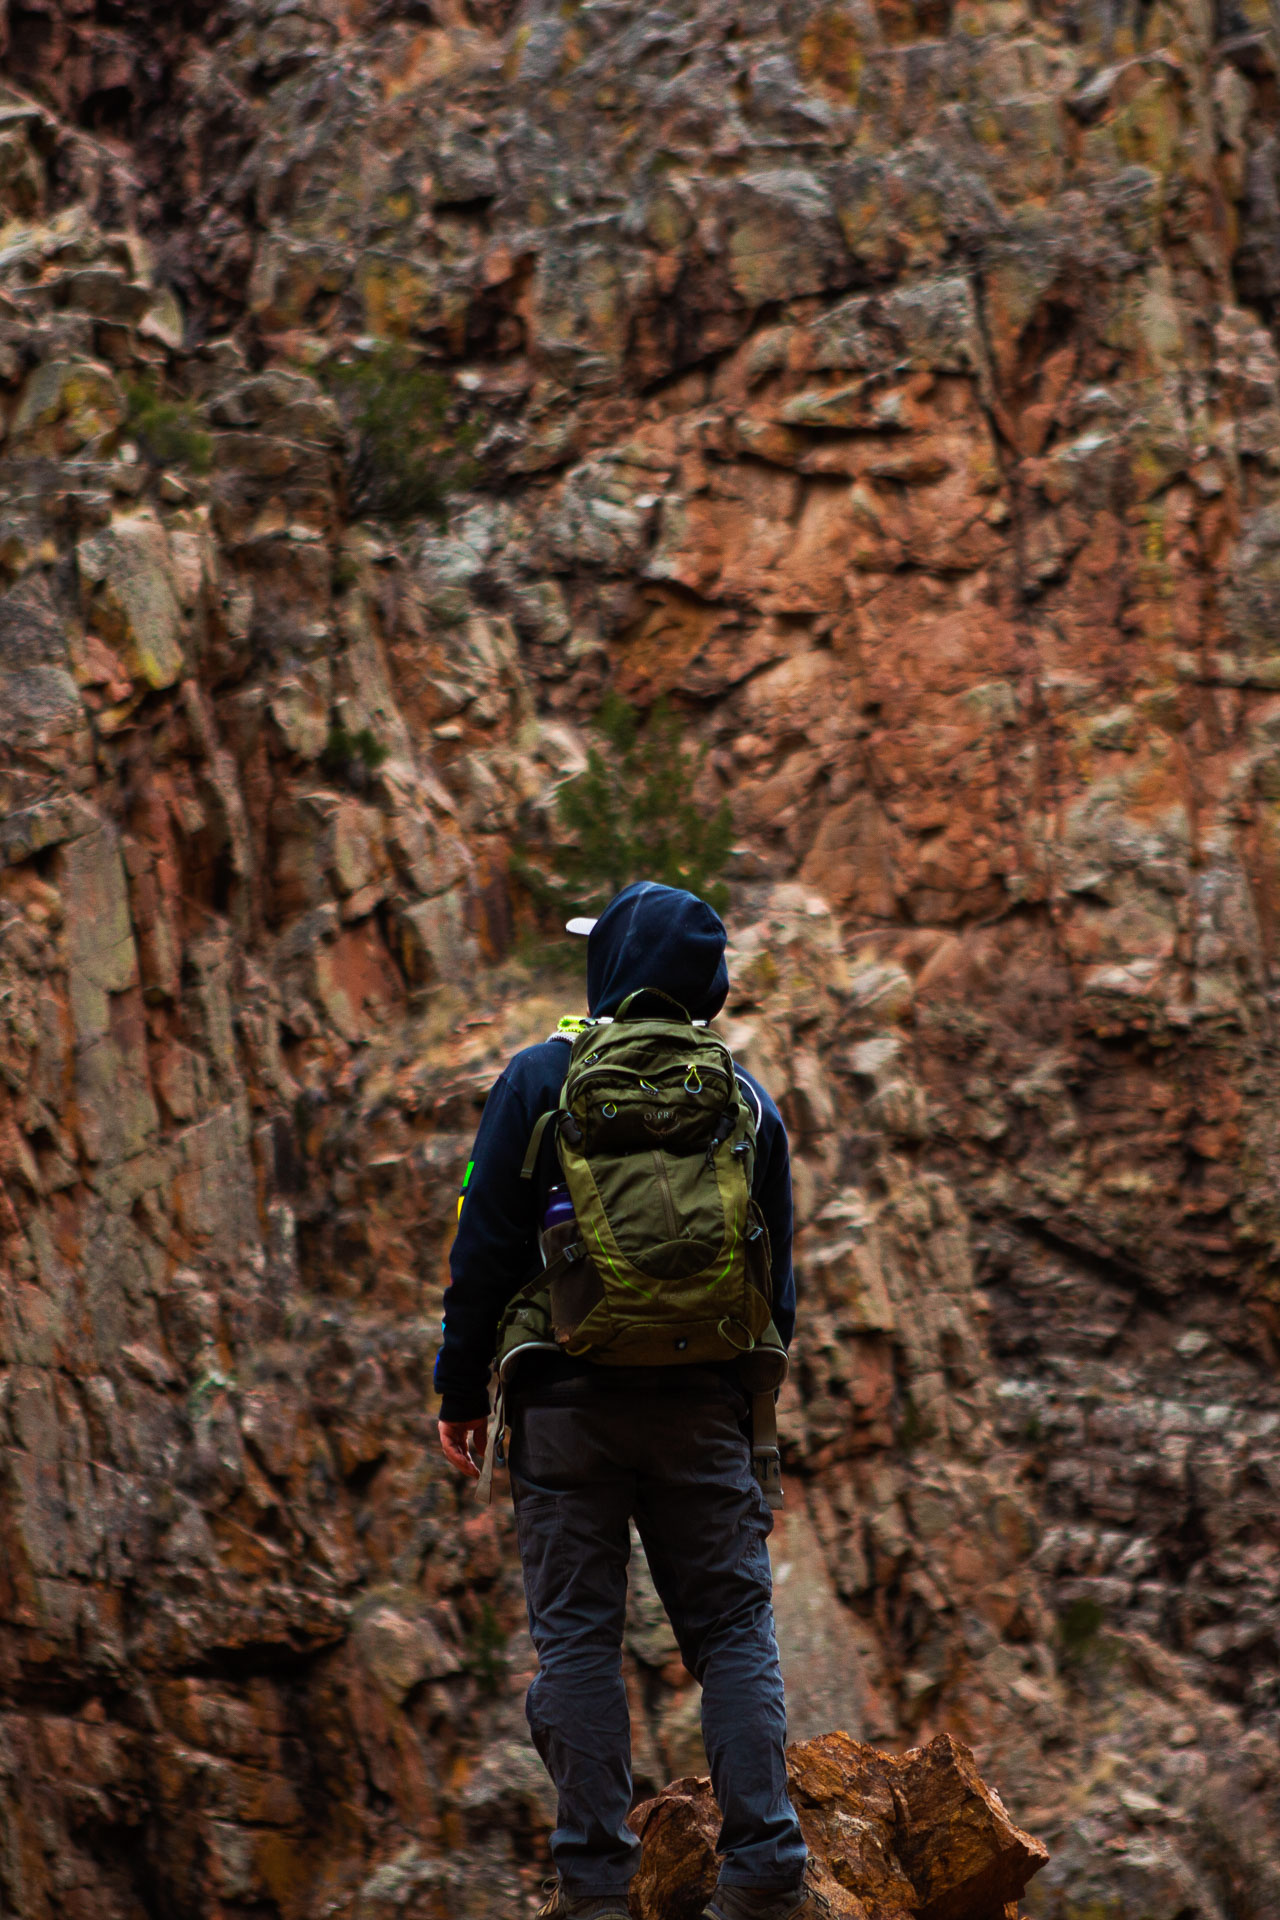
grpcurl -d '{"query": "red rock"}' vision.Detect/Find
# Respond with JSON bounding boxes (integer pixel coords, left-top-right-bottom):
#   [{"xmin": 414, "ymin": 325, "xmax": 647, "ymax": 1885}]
[{"xmin": 630, "ymin": 1734, "xmax": 1046, "ymax": 1920}]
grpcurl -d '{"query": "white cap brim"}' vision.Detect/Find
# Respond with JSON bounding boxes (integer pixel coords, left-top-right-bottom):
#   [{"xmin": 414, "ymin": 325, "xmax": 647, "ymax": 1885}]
[{"xmin": 565, "ymin": 916, "xmax": 598, "ymax": 936}]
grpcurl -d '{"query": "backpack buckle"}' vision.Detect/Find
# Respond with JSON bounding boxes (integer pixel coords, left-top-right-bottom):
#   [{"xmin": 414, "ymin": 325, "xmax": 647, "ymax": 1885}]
[{"xmin": 753, "ymin": 1445, "xmax": 784, "ymax": 1511}]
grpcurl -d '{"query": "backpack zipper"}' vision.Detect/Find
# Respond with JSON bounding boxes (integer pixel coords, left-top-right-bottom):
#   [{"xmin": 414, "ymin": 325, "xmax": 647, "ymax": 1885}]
[
  {"xmin": 573, "ymin": 1038, "xmax": 735, "ymax": 1077},
  {"xmin": 572, "ymin": 1063, "xmax": 733, "ymax": 1097},
  {"xmin": 651, "ymin": 1150, "xmax": 679, "ymax": 1239}
]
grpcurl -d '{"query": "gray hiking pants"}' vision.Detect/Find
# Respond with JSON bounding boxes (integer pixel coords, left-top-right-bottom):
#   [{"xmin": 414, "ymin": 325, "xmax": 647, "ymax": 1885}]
[{"xmin": 508, "ymin": 1368, "xmax": 807, "ymax": 1897}]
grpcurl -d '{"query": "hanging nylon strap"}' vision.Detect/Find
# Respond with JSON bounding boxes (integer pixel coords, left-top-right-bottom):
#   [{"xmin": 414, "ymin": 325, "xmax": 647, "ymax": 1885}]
[
  {"xmin": 752, "ymin": 1391, "xmax": 784, "ymax": 1511},
  {"xmin": 476, "ymin": 1385, "xmax": 507, "ymax": 1507}
]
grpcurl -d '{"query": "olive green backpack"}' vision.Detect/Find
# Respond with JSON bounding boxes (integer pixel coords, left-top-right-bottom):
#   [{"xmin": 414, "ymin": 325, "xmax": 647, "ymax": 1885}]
[{"xmin": 481, "ymin": 991, "xmax": 787, "ymax": 1506}]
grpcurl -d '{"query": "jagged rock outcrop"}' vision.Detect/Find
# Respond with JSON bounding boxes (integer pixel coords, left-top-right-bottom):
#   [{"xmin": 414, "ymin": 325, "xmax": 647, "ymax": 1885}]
[
  {"xmin": 2, "ymin": 0, "xmax": 1280, "ymax": 1915},
  {"xmin": 631, "ymin": 1731, "xmax": 1049, "ymax": 1920}
]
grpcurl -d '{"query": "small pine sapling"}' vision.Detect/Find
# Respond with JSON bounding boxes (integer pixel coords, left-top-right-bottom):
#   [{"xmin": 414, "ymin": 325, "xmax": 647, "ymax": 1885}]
[{"xmin": 541, "ymin": 692, "xmax": 734, "ymax": 915}]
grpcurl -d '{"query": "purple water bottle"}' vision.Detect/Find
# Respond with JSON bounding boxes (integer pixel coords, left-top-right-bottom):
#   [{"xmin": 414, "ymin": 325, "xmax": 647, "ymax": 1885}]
[{"xmin": 539, "ymin": 1185, "xmax": 578, "ymax": 1267}]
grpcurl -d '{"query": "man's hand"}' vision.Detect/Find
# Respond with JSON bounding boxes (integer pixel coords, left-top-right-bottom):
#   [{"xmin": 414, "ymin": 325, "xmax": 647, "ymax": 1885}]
[{"xmin": 438, "ymin": 1416, "xmax": 488, "ymax": 1479}]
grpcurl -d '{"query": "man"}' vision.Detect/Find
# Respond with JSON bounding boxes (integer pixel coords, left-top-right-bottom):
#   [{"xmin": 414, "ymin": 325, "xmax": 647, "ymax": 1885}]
[{"xmin": 435, "ymin": 881, "xmax": 809, "ymax": 1920}]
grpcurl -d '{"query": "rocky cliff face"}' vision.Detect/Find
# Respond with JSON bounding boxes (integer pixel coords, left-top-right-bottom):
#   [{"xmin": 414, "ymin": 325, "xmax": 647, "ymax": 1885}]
[{"xmin": 2, "ymin": 0, "xmax": 1280, "ymax": 1914}]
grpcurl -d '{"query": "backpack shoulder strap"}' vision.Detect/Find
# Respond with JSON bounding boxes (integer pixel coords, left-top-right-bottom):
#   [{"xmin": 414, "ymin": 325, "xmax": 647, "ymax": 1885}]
[
  {"xmin": 520, "ymin": 1107, "xmax": 556, "ymax": 1180},
  {"xmin": 520, "ymin": 1070, "xmax": 573, "ymax": 1180}
]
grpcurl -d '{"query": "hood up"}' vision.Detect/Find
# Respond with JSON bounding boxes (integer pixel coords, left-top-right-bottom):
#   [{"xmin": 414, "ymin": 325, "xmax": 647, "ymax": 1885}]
[{"xmin": 586, "ymin": 882, "xmax": 730, "ymax": 1021}]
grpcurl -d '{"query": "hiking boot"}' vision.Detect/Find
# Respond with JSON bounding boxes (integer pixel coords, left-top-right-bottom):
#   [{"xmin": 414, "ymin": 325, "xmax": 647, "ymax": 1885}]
[
  {"xmin": 703, "ymin": 1883, "xmax": 818, "ymax": 1920},
  {"xmin": 535, "ymin": 1877, "xmax": 631, "ymax": 1920}
]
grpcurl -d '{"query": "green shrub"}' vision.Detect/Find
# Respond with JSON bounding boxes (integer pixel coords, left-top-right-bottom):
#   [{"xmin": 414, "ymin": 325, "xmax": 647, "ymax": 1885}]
[
  {"xmin": 1056, "ymin": 1596, "xmax": 1106, "ymax": 1665},
  {"xmin": 125, "ymin": 375, "xmax": 212, "ymax": 471},
  {"xmin": 187, "ymin": 1366, "xmax": 235, "ymax": 1415},
  {"xmin": 897, "ymin": 1391, "xmax": 938, "ymax": 1453},
  {"xmin": 332, "ymin": 551, "xmax": 362, "ymax": 593},
  {"xmin": 320, "ymin": 723, "xmax": 389, "ymax": 781},
  {"xmin": 324, "ymin": 342, "xmax": 479, "ymax": 522},
  {"xmin": 533, "ymin": 692, "xmax": 734, "ymax": 916},
  {"xmin": 465, "ymin": 1601, "xmax": 508, "ymax": 1698}
]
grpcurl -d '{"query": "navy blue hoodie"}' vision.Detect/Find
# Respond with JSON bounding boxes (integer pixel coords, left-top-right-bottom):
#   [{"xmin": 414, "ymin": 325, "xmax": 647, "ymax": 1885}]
[{"xmin": 433, "ymin": 882, "xmax": 796, "ymax": 1422}]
